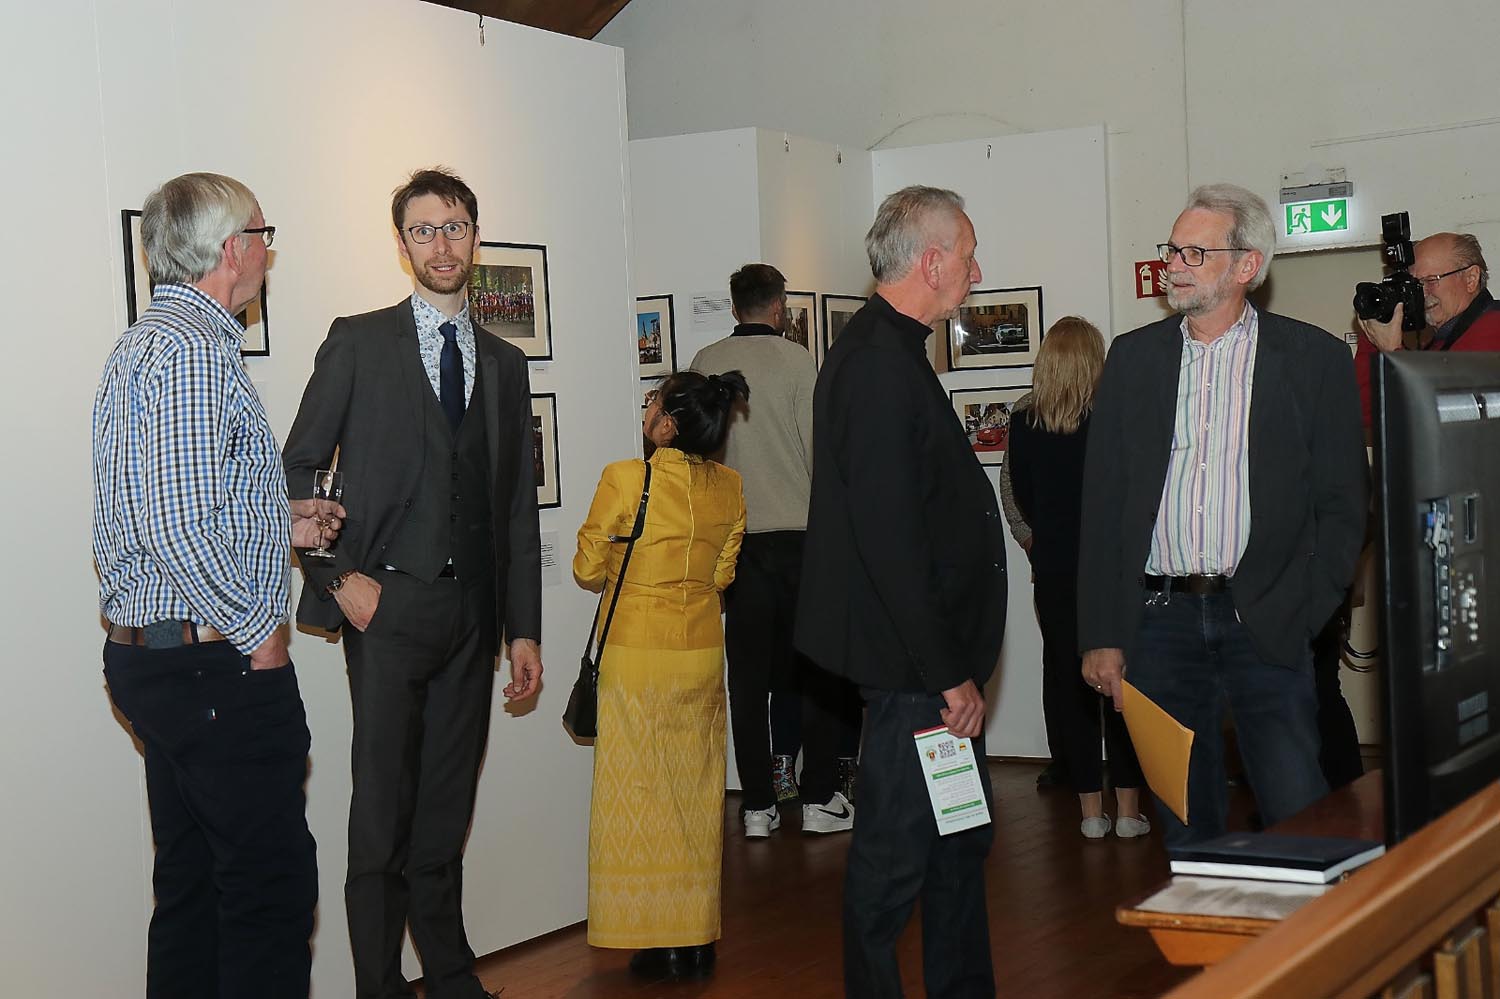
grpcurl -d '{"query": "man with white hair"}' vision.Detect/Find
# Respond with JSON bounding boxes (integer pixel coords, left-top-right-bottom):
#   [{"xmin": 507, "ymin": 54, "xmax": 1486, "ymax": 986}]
[
  {"xmin": 93, "ymin": 172, "xmax": 341, "ymax": 997},
  {"xmin": 797, "ymin": 186, "xmax": 1006, "ymax": 998},
  {"xmin": 1079, "ymin": 183, "xmax": 1367, "ymax": 846}
]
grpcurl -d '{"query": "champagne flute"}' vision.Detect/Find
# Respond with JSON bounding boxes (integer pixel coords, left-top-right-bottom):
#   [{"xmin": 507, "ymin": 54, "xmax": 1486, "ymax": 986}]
[{"xmin": 305, "ymin": 469, "xmax": 343, "ymax": 558}]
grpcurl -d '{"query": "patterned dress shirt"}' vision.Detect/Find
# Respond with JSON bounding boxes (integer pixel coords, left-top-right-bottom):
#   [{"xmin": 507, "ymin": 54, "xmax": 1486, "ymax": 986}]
[
  {"xmin": 92, "ymin": 283, "xmax": 290, "ymax": 653},
  {"xmin": 410, "ymin": 291, "xmax": 476, "ymax": 405}
]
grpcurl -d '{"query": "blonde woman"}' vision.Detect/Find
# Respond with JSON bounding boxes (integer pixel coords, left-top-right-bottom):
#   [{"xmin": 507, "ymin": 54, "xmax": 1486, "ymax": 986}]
[{"xmin": 1008, "ymin": 317, "xmax": 1148, "ymax": 839}]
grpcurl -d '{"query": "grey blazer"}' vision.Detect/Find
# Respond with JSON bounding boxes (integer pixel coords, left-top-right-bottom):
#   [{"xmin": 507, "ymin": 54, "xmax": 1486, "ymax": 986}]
[
  {"xmin": 1077, "ymin": 308, "xmax": 1367, "ymax": 668},
  {"xmin": 282, "ymin": 299, "xmax": 541, "ymax": 641}
]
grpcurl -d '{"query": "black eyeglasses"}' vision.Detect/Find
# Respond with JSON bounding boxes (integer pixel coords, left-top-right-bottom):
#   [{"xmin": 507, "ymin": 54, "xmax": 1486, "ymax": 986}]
[
  {"xmin": 1157, "ymin": 243, "xmax": 1249, "ymax": 267},
  {"xmin": 243, "ymin": 226, "xmax": 275, "ymax": 248},
  {"xmin": 1416, "ymin": 265, "xmax": 1474, "ymax": 289},
  {"xmin": 403, "ymin": 221, "xmax": 474, "ymax": 244}
]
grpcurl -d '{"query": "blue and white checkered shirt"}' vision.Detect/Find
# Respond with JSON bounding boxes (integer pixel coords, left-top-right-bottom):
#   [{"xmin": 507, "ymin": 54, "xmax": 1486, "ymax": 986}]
[{"xmin": 92, "ymin": 283, "xmax": 291, "ymax": 653}]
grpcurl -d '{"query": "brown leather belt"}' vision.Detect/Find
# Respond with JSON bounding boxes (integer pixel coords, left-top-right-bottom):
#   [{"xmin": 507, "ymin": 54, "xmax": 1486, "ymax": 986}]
[
  {"xmin": 108, "ymin": 621, "xmax": 229, "ymax": 646},
  {"xmin": 1142, "ymin": 573, "xmax": 1230, "ymax": 595}
]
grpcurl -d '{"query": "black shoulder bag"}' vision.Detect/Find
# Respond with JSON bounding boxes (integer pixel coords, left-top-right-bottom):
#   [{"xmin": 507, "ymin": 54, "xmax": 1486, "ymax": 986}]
[{"xmin": 563, "ymin": 460, "xmax": 652, "ymax": 739}]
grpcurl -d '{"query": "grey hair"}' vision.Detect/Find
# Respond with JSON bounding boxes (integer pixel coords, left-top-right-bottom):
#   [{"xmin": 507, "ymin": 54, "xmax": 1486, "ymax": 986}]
[
  {"xmin": 866, "ymin": 186, "xmax": 967, "ymax": 283},
  {"xmin": 141, "ymin": 172, "xmax": 259, "ymax": 285},
  {"xmin": 1183, "ymin": 183, "xmax": 1276, "ymax": 291},
  {"xmin": 1450, "ymin": 232, "xmax": 1490, "ymax": 291}
]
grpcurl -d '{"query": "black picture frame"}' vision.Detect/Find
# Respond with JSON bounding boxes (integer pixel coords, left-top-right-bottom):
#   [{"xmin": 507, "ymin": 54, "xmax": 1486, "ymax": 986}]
[
  {"xmin": 821, "ymin": 294, "xmax": 867, "ymax": 361},
  {"xmin": 531, "ymin": 392, "xmax": 561, "ymax": 509},
  {"xmin": 635, "ymin": 294, "xmax": 677, "ymax": 379},
  {"xmin": 949, "ymin": 385, "xmax": 1032, "ymax": 466},
  {"xmin": 470, "ymin": 241, "xmax": 553, "ymax": 361},
  {"xmin": 946, "ymin": 285, "xmax": 1044, "ymax": 371}
]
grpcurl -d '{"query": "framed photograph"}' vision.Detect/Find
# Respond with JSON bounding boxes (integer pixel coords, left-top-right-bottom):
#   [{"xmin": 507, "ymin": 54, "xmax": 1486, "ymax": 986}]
[
  {"xmin": 949, "ymin": 386, "xmax": 1031, "ymax": 466},
  {"xmin": 946, "ymin": 286, "xmax": 1043, "ymax": 371},
  {"xmin": 122, "ymin": 209, "xmax": 270, "ymax": 355},
  {"xmin": 636, "ymin": 295, "xmax": 677, "ymax": 379},
  {"xmin": 784, "ymin": 291, "xmax": 818, "ymax": 357},
  {"xmin": 469, "ymin": 241, "xmax": 552, "ymax": 360},
  {"xmin": 531, "ymin": 393, "xmax": 561, "ymax": 509},
  {"xmin": 821, "ymin": 294, "xmax": 866, "ymax": 358}
]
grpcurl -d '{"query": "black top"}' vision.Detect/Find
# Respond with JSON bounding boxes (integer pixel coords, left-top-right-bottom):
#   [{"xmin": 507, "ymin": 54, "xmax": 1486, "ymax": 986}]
[
  {"xmin": 1007, "ymin": 411, "xmax": 1089, "ymax": 579},
  {"xmin": 794, "ymin": 294, "xmax": 1007, "ymax": 693}
]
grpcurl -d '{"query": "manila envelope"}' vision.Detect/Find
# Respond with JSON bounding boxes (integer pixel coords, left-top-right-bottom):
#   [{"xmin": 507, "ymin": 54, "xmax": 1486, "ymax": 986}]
[{"xmin": 1120, "ymin": 679, "xmax": 1193, "ymax": 824}]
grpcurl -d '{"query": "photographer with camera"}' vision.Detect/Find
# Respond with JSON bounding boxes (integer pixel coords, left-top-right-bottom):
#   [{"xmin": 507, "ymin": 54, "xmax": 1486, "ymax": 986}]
[{"xmin": 1355, "ymin": 229, "xmax": 1500, "ymax": 428}]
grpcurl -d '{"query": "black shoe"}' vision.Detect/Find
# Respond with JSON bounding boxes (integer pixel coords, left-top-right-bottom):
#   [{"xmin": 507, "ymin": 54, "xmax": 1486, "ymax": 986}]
[
  {"xmin": 1036, "ymin": 762, "xmax": 1069, "ymax": 788},
  {"xmin": 628, "ymin": 948, "xmax": 675, "ymax": 979},
  {"xmin": 679, "ymin": 943, "xmax": 716, "ymax": 979}
]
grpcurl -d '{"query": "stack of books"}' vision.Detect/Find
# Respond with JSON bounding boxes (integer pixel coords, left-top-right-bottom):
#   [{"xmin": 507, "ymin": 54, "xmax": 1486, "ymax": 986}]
[{"xmin": 1168, "ymin": 832, "xmax": 1386, "ymax": 885}]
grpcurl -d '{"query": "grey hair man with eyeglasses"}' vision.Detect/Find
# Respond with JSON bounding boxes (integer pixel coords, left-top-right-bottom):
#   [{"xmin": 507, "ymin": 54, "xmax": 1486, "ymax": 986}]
[
  {"xmin": 1353, "ymin": 231, "xmax": 1500, "ymax": 429},
  {"xmin": 283, "ymin": 166, "xmax": 541, "ymax": 999},
  {"xmin": 1078, "ymin": 183, "xmax": 1367, "ymax": 847},
  {"xmin": 93, "ymin": 172, "xmax": 344, "ymax": 998}
]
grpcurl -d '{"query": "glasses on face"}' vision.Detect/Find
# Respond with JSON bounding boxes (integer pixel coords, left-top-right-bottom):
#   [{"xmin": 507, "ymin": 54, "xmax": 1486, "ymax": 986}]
[
  {"xmin": 1416, "ymin": 265, "xmax": 1473, "ymax": 289},
  {"xmin": 1157, "ymin": 243, "xmax": 1250, "ymax": 267},
  {"xmin": 403, "ymin": 221, "xmax": 474, "ymax": 244},
  {"xmin": 243, "ymin": 226, "xmax": 275, "ymax": 248}
]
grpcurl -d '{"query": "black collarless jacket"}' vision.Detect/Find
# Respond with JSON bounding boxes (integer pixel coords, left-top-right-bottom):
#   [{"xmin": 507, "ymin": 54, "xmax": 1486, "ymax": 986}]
[
  {"xmin": 1077, "ymin": 308, "xmax": 1367, "ymax": 668},
  {"xmin": 794, "ymin": 295, "xmax": 1007, "ymax": 693},
  {"xmin": 282, "ymin": 299, "xmax": 541, "ymax": 641}
]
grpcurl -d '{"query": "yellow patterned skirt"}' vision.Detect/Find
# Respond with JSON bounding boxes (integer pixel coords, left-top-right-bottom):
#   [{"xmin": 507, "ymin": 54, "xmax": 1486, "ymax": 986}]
[{"xmin": 587, "ymin": 643, "xmax": 727, "ymax": 948}]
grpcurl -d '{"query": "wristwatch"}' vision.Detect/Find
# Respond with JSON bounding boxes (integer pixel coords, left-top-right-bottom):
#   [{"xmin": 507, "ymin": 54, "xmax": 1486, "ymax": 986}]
[{"xmin": 326, "ymin": 570, "xmax": 356, "ymax": 595}]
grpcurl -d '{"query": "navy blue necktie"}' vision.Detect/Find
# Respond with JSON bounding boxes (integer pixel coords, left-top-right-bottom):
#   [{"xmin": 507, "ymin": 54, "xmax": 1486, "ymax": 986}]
[{"xmin": 439, "ymin": 321, "xmax": 465, "ymax": 430}]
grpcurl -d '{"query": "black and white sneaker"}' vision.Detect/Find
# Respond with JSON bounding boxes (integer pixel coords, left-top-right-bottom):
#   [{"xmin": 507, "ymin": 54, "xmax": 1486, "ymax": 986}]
[{"xmin": 802, "ymin": 791, "xmax": 855, "ymax": 834}]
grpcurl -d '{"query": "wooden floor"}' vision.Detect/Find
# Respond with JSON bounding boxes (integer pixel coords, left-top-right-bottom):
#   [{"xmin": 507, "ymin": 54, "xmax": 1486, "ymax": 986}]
[{"xmin": 465, "ymin": 760, "xmax": 1200, "ymax": 998}]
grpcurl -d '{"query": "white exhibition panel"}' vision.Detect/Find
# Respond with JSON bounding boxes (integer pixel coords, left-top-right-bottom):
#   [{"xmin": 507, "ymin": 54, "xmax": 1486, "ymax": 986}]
[
  {"xmin": 4, "ymin": 1, "xmax": 635, "ymax": 995},
  {"xmin": 871, "ymin": 125, "xmax": 1112, "ymax": 757}
]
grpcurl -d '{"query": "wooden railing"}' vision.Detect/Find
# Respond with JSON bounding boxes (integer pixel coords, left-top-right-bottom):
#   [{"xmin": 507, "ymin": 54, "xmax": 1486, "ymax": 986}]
[{"xmin": 1162, "ymin": 781, "xmax": 1500, "ymax": 999}]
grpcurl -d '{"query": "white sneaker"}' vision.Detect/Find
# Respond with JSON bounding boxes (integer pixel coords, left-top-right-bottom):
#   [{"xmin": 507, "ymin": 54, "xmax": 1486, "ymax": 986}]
[
  {"xmin": 1115, "ymin": 814, "xmax": 1151, "ymax": 839},
  {"xmin": 743, "ymin": 805, "xmax": 781, "ymax": 838},
  {"xmin": 802, "ymin": 791, "xmax": 855, "ymax": 834}
]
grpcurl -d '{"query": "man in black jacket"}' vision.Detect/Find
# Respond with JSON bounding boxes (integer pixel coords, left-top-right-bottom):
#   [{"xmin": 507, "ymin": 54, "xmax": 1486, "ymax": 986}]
[
  {"xmin": 797, "ymin": 186, "xmax": 1006, "ymax": 999},
  {"xmin": 1080, "ymin": 183, "xmax": 1367, "ymax": 848},
  {"xmin": 284, "ymin": 168, "xmax": 540, "ymax": 999}
]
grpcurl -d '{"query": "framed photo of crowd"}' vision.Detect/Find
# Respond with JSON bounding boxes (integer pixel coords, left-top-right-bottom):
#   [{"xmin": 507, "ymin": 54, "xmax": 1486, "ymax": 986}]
[
  {"xmin": 784, "ymin": 291, "xmax": 818, "ymax": 358},
  {"xmin": 469, "ymin": 241, "xmax": 552, "ymax": 360},
  {"xmin": 121, "ymin": 208, "xmax": 270, "ymax": 355},
  {"xmin": 636, "ymin": 295, "xmax": 677, "ymax": 379},
  {"xmin": 946, "ymin": 285, "xmax": 1043, "ymax": 371},
  {"xmin": 530, "ymin": 393, "xmax": 561, "ymax": 509},
  {"xmin": 821, "ymin": 294, "xmax": 866, "ymax": 360},
  {"xmin": 949, "ymin": 385, "xmax": 1031, "ymax": 466}
]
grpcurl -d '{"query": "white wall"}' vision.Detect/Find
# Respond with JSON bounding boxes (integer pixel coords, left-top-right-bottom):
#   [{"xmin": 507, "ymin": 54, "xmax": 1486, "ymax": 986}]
[
  {"xmin": 871, "ymin": 127, "xmax": 1112, "ymax": 756},
  {"xmin": 3, "ymin": 2, "xmax": 635, "ymax": 994}
]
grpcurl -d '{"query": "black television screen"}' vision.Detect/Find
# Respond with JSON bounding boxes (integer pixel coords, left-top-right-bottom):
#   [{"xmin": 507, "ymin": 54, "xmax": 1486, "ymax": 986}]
[{"xmin": 1375, "ymin": 351, "xmax": 1500, "ymax": 844}]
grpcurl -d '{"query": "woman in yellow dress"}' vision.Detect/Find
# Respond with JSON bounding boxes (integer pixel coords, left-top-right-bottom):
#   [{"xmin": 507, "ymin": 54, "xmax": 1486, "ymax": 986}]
[{"xmin": 574, "ymin": 369, "xmax": 749, "ymax": 980}]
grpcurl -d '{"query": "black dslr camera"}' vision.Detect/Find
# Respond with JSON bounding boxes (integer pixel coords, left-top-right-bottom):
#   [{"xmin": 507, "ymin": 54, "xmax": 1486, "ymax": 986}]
[{"xmin": 1353, "ymin": 212, "xmax": 1426, "ymax": 331}]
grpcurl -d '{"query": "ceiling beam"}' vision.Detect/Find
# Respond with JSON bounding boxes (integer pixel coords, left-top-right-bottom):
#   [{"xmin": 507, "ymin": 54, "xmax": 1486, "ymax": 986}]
[{"xmin": 421, "ymin": 0, "xmax": 633, "ymax": 39}]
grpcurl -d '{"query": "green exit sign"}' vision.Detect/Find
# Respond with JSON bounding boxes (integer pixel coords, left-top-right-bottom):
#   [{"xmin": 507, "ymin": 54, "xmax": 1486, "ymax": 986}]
[{"xmin": 1285, "ymin": 198, "xmax": 1349, "ymax": 235}]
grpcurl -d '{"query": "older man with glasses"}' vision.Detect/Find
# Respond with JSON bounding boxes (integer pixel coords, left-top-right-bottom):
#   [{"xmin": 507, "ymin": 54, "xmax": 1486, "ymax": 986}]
[
  {"xmin": 1354, "ymin": 231, "xmax": 1500, "ymax": 428},
  {"xmin": 1079, "ymin": 183, "xmax": 1368, "ymax": 847}
]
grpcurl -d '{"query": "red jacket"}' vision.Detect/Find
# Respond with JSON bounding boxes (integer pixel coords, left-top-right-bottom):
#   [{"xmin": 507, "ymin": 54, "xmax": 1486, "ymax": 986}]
[{"xmin": 1355, "ymin": 293, "xmax": 1500, "ymax": 428}]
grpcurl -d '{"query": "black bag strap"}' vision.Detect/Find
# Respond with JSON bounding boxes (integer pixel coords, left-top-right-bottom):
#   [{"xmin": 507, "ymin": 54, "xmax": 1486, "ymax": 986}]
[{"xmin": 583, "ymin": 459, "xmax": 653, "ymax": 669}]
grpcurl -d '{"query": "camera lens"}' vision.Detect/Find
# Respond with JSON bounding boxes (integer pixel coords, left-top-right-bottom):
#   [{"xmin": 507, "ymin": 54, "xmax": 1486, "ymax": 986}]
[{"xmin": 1353, "ymin": 281, "xmax": 1395, "ymax": 323}]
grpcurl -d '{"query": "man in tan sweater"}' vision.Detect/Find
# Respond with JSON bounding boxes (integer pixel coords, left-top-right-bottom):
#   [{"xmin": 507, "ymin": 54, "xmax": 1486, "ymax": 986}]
[{"xmin": 691, "ymin": 263, "xmax": 863, "ymax": 838}]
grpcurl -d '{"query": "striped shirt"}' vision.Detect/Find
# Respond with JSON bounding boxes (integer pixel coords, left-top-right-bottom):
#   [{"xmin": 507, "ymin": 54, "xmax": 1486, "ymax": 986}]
[
  {"xmin": 92, "ymin": 283, "xmax": 291, "ymax": 653},
  {"xmin": 1146, "ymin": 303, "xmax": 1258, "ymax": 577},
  {"xmin": 411, "ymin": 291, "xmax": 476, "ymax": 405}
]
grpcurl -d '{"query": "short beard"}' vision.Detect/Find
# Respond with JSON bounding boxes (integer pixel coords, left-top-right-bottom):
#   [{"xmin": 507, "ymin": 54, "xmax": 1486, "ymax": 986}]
[{"xmin": 416, "ymin": 258, "xmax": 472, "ymax": 296}]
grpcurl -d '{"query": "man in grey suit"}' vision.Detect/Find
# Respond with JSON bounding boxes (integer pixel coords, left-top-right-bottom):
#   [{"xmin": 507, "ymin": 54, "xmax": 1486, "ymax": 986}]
[{"xmin": 284, "ymin": 167, "xmax": 542, "ymax": 999}]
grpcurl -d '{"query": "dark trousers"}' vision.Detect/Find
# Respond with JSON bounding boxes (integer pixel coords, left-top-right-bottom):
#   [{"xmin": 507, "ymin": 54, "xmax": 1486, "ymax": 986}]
[
  {"xmin": 1312, "ymin": 612, "xmax": 1365, "ymax": 790},
  {"xmin": 103, "ymin": 639, "xmax": 317, "ymax": 999},
  {"xmin": 1126, "ymin": 590, "xmax": 1328, "ymax": 848},
  {"xmin": 843, "ymin": 690, "xmax": 995, "ymax": 999},
  {"xmin": 1034, "ymin": 572, "xmax": 1142, "ymax": 794},
  {"xmin": 725, "ymin": 531, "xmax": 862, "ymax": 809},
  {"xmin": 342, "ymin": 570, "xmax": 497, "ymax": 999}
]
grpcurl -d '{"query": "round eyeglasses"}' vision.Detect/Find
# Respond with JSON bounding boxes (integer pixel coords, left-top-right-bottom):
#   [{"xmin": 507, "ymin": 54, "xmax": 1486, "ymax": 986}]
[{"xmin": 403, "ymin": 221, "xmax": 474, "ymax": 244}]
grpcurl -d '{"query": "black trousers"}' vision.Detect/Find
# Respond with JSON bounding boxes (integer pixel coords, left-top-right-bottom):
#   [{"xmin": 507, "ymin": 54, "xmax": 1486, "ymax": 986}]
[
  {"xmin": 725, "ymin": 531, "xmax": 862, "ymax": 809},
  {"xmin": 103, "ymin": 639, "xmax": 317, "ymax": 999},
  {"xmin": 843, "ymin": 689, "xmax": 995, "ymax": 999},
  {"xmin": 1034, "ymin": 571, "xmax": 1142, "ymax": 794},
  {"xmin": 1312, "ymin": 611, "xmax": 1365, "ymax": 790},
  {"xmin": 342, "ymin": 570, "xmax": 497, "ymax": 999}
]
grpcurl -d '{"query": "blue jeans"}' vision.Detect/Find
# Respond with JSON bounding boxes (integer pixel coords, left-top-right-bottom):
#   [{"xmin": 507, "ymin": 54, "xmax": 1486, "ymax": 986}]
[{"xmin": 1125, "ymin": 590, "xmax": 1328, "ymax": 847}]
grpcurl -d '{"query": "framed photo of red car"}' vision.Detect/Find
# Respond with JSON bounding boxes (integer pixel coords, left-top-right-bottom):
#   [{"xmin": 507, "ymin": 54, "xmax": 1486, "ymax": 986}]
[
  {"xmin": 469, "ymin": 241, "xmax": 552, "ymax": 360},
  {"xmin": 946, "ymin": 285, "xmax": 1043, "ymax": 371},
  {"xmin": 531, "ymin": 393, "xmax": 561, "ymax": 509},
  {"xmin": 949, "ymin": 386, "xmax": 1031, "ymax": 466},
  {"xmin": 636, "ymin": 295, "xmax": 677, "ymax": 380}
]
